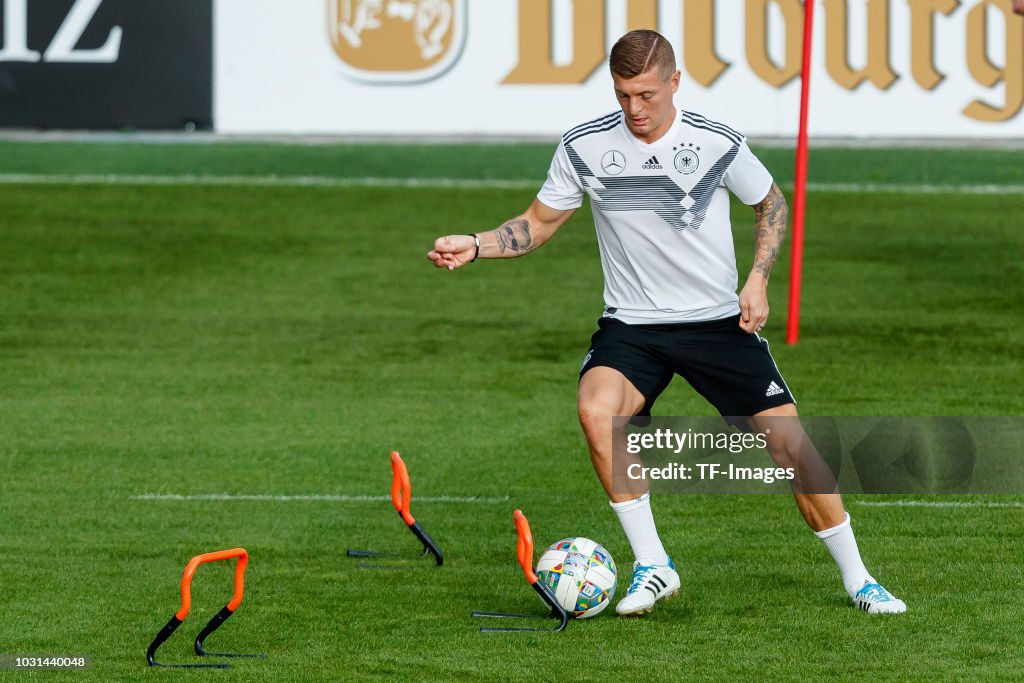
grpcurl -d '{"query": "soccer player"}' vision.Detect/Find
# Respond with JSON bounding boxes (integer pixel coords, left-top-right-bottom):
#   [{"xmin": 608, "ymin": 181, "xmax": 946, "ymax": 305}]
[{"xmin": 428, "ymin": 30, "xmax": 905, "ymax": 616}]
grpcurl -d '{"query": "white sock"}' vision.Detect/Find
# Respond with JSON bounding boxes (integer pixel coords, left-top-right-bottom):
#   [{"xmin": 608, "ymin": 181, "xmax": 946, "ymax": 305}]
[
  {"xmin": 609, "ymin": 493, "xmax": 669, "ymax": 566},
  {"xmin": 814, "ymin": 512, "xmax": 874, "ymax": 597}
]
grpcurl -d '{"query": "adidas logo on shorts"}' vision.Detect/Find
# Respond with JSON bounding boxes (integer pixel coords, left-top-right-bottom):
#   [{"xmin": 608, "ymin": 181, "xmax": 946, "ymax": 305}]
[
  {"xmin": 765, "ymin": 381, "xmax": 784, "ymax": 397},
  {"xmin": 641, "ymin": 155, "xmax": 663, "ymax": 170}
]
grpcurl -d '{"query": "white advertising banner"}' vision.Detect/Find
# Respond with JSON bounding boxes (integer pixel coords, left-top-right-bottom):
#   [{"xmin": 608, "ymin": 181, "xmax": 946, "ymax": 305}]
[{"xmin": 214, "ymin": 0, "xmax": 1024, "ymax": 138}]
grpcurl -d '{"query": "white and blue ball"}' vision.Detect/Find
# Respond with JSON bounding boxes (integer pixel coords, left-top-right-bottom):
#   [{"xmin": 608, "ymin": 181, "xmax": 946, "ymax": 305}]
[{"xmin": 536, "ymin": 537, "xmax": 617, "ymax": 618}]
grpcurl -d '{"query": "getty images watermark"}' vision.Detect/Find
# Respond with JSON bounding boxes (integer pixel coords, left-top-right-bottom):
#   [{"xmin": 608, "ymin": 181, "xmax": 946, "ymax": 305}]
[
  {"xmin": 611, "ymin": 416, "xmax": 1024, "ymax": 495},
  {"xmin": 624, "ymin": 428, "xmax": 795, "ymax": 485}
]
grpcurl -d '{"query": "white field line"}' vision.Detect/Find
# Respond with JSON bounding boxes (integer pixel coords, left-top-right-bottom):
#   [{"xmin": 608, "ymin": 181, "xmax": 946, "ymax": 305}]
[
  {"xmin": 131, "ymin": 493, "xmax": 509, "ymax": 504},
  {"xmin": 806, "ymin": 182, "xmax": 1024, "ymax": 195},
  {"xmin": 0, "ymin": 173, "xmax": 535, "ymax": 190},
  {"xmin": 1, "ymin": 172, "xmax": 1023, "ymax": 194},
  {"xmin": 856, "ymin": 500, "xmax": 1024, "ymax": 509}
]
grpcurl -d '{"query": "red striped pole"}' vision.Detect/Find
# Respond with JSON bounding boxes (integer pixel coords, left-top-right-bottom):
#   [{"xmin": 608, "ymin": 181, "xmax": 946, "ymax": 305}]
[{"xmin": 787, "ymin": 0, "xmax": 815, "ymax": 345}]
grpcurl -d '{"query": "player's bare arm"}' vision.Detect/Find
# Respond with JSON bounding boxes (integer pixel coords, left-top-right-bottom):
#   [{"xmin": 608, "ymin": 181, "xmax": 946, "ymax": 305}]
[
  {"xmin": 427, "ymin": 199, "xmax": 575, "ymax": 270},
  {"xmin": 494, "ymin": 218, "xmax": 533, "ymax": 255},
  {"xmin": 739, "ymin": 182, "xmax": 788, "ymax": 333},
  {"xmin": 752, "ymin": 182, "xmax": 788, "ymax": 279}
]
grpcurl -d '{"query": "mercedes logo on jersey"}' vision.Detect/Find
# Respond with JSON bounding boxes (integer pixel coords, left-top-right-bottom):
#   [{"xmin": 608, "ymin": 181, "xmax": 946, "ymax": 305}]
[{"xmin": 601, "ymin": 150, "xmax": 626, "ymax": 175}]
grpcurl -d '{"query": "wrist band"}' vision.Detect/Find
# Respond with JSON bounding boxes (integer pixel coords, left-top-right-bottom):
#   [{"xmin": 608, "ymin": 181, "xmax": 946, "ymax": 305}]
[{"xmin": 468, "ymin": 233, "xmax": 480, "ymax": 262}]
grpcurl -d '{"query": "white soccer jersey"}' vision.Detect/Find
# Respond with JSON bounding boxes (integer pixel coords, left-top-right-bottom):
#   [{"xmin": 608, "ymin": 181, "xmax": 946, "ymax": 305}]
[{"xmin": 537, "ymin": 108, "xmax": 773, "ymax": 324}]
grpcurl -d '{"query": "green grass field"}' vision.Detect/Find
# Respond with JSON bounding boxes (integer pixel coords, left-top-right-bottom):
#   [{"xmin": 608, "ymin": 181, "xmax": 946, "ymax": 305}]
[{"xmin": 1, "ymin": 141, "xmax": 1022, "ymax": 681}]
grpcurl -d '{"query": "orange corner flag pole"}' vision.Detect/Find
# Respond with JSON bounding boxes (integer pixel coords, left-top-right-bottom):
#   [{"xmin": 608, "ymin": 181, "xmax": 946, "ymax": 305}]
[{"xmin": 788, "ymin": 0, "xmax": 815, "ymax": 345}]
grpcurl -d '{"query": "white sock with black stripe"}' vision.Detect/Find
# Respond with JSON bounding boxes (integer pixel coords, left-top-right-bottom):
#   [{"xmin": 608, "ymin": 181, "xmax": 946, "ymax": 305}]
[
  {"xmin": 814, "ymin": 512, "xmax": 874, "ymax": 597},
  {"xmin": 610, "ymin": 493, "xmax": 670, "ymax": 566}
]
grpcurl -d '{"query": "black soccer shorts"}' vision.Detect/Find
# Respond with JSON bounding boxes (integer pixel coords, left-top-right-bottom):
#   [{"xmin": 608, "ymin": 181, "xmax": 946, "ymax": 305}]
[{"xmin": 578, "ymin": 314, "xmax": 796, "ymax": 417}]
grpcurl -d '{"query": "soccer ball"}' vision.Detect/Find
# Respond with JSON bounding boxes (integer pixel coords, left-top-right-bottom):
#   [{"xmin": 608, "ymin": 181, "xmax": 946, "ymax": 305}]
[{"xmin": 535, "ymin": 537, "xmax": 617, "ymax": 618}]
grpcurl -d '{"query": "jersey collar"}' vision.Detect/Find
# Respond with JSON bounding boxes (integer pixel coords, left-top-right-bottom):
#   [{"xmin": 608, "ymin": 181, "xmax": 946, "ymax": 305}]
[{"xmin": 622, "ymin": 108, "xmax": 681, "ymax": 150}]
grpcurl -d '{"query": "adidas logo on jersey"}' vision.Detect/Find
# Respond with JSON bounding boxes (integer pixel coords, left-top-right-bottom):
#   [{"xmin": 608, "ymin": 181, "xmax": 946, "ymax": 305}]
[
  {"xmin": 641, "ymin": 155, "xmax": 663, "ymax": 170},
  {"xmin": 765, "ymin": 381, "xmax": 785, "ymax": 397}
]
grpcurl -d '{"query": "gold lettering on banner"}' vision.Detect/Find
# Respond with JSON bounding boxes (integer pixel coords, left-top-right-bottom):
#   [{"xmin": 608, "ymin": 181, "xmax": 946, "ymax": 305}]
[
  {"xmin": 627, "ymin": 0, "xmax": 658, "ymax": 31},
  {"xmin": 685, "ymin": 0, "xmax": 730, "ymax": 86},
  {"xmin": 908, "ymin": 0, "xmax": 959, "ymax": 90},
  {"xmin": 503, "ymin": 0, "xmax": 606, "ymax": 84},
  {"xmin": 491, "ymin": 0, "xmax": 1022, "ymax": 126},
  {"xmin": 823, "ymin": 0, "xmax": 899, "ymax": 89},
  {"xmin": 745, "ymin": 0, "xmax": 803, "ymax": 87},
  {"xmin": 964, "ymin": 0, "xmax": 1024, "ymax": 121}
]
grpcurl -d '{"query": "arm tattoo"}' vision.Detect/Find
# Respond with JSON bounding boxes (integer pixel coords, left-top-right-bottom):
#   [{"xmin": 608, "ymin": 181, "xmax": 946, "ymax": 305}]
[
  {"xmin": 495, "ymin": 218, "xmax": 533, "ymax": 254},
  {"xmin": 752, "ymin": 184, "xmax": 788, "ymax": 279}
]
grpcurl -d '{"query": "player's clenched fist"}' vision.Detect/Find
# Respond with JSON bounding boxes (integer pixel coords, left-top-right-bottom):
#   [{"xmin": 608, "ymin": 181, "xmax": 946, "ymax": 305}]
[{"xmin": 427, "ymin": 234, "xmax": 477, "ymax": 270}]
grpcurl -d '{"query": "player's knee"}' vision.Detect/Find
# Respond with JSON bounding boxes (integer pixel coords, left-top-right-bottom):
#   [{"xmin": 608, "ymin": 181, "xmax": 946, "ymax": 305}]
[
  {"xmin": 763, "ymin": 429, "xmax": 806, "ymax": 466},
  {"xmin": 577, "ymin": 401, "xmax": 614, "ymax": 436}
]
